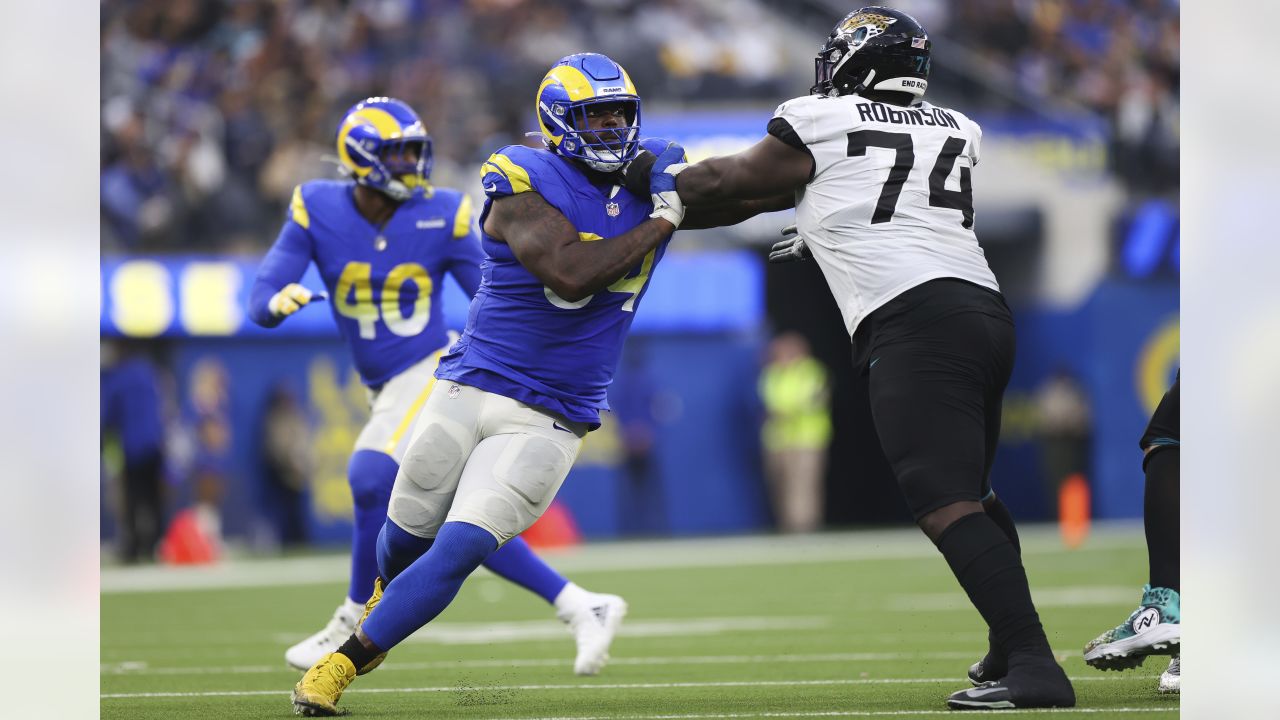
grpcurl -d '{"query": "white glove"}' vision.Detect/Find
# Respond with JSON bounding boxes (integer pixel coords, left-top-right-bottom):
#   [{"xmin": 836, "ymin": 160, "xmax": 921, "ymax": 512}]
[
  {"xmin": 268, "ymin": 283, "xmax": 317, "ymax": 318},
  {"xmin": 650, "ymin": 163, "xmax": 687, "ymax": 227}
]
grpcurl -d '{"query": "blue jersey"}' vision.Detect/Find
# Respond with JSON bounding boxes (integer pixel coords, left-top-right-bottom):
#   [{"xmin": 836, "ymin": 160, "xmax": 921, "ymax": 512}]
[
  {"xmin": 435, "ymin": 140, "xmax": 674, "ymax": 428},
  {"xmin": 249, "ymin": 180, "xmax": 484, "ymax": 387}
]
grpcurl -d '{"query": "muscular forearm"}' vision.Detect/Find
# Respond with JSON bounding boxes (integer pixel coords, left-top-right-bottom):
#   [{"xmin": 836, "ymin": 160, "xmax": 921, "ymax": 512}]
[
  {"xmin": 493, "ymin": 191, "xmax": 673, "ymax": 302},
  {"xmin": 675, "ymin": 134, "xmax": 812, "ymax": 206},
  {"xmin": 675, "ymin": 156, "xmax": 739, "ymax": 205},
  {"xmin": 554, "ymin": 217, "xmax": 673, "ymax": 300},
  {"xmin": 683, "ymin": 194, "xmax": 795, "ymax": 230}
]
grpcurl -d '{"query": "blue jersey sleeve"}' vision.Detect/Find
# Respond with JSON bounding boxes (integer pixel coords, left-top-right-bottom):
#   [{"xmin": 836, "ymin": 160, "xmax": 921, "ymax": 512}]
[
  {"xmin": 248, "ymin": 185, "xmax": 315, "ymax": 327},
  {"xmin": 446, "ymin": 193, "xmax": 484, "ymax": 298}
]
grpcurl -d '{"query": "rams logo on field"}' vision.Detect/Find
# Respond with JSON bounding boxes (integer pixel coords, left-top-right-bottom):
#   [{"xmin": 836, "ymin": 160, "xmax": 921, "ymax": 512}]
[{"xmin": 840, "ymin": 11, "xmax": 896, "ymax": 39}]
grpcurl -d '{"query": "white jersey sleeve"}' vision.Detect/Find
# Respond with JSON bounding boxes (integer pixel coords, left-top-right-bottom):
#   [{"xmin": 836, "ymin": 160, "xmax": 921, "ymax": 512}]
[{"xmin": 771, "ymin": 93, "xmax": 999, "ymax": 337}]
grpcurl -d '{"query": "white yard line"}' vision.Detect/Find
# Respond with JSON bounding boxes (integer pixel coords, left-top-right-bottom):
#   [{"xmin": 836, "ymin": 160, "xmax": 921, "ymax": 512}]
[
  {"xmin": 101, "ymin": 675, "xmax": 1158, "ymax": 699},
  {"xmin": 478, "ymin": 711, "xmax": 1175, "ymax": 719},
  {"xmin": 100, "ymin": 524, "xmax": 1145, "ymax": 594},
  {"xmin": 355, "ymin": 616, "xmax": 830, "ymax": 646},
  {"xmin": 102, "ymin": 650, "xmax": 1020, "ymax": 676}
]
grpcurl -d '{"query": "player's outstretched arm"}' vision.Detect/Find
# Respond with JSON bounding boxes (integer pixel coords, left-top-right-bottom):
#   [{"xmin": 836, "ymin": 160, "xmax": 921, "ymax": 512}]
[
  {"xmin": 248, "ymin": 220, "xmax": 318, "ymax": 328},
  {"xmin": 485, "ymin": 191, "xmax": 674, "ymax": 303},
  {"xmin": 623, "ymin": 149, "xmax": 794, "ymax": 230},
  {"xmin": 681, "ymin": 194, "xmax": 796, "ymax": 230},
  {"xmin": 676, "ymin": 134, "xmax": 812, "ymax": 205}
]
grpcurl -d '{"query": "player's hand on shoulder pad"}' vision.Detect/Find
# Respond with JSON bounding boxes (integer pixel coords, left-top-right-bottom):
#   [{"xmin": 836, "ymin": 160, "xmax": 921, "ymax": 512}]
[
  {"xmin": 649, "ymin": 141, "xmax": 688, "ymax": 228},
  {"xmin": 768, "ymin": 224, "xmax": 812, "ymax": 264},
  {"xmin": 622, "ymin": 148, "xmax": 656, "ymax": 199},
  {"xmin": 268, "ymin": 283, "xmax": 319, "ymax": 318}
]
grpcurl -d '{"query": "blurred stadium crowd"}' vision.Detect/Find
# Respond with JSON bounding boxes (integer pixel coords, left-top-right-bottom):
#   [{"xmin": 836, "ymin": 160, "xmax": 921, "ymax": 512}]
[{"xmin": 101, "ymin": 0, "xmax": 1178, "ymax": 254}]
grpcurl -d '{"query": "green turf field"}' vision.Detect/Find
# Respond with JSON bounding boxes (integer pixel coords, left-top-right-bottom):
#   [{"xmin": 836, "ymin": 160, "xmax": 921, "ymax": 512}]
[{"xmin": 101, "ymin": 526, "xmax": 1179, "ymax": 719}]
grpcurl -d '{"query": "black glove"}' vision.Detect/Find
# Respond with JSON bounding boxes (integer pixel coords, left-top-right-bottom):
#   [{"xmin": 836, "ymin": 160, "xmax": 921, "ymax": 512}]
[
  {"xmin": 768, "ymin": 224, "xmax": 812, "ymax": 263},
  {"xmin": 622, "ymin": 148, "xmax": 656, "ymax": 198}
]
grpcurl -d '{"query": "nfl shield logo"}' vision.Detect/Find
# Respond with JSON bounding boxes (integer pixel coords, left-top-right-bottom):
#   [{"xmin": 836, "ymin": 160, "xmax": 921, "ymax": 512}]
[
  {"xmin": 911, "ymin": 36, "xmax": 927, "ymax": 48},
  {"xmin": 606, "ymin": 201, "xmax": 621, "ymax": 217}
]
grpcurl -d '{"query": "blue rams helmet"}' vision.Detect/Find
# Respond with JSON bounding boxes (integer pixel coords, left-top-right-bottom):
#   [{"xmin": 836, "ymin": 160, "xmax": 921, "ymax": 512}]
[
  {"xmin": 537, "ymin": 53, "xmax": 641, "ymax": 173},
  {"xmin": 335, "ymin": 97, "xmax": 433, "ymax": 201}
]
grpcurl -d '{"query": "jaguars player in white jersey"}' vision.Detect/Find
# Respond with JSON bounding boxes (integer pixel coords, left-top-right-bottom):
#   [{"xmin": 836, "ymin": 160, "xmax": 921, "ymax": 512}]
[{"xmin": 634, "ymin": 6, "xmax": 1076, "ymax": 711}]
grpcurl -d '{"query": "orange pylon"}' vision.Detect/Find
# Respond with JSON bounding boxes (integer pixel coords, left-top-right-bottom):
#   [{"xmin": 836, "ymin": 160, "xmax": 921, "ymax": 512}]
[
  {"xmin": 1058, "ymin": 473, "xmax": 1091, "ymax": 549},
  {"xmin": 522, "ymin": 501, "xmax": 582, "ymax": 549}
]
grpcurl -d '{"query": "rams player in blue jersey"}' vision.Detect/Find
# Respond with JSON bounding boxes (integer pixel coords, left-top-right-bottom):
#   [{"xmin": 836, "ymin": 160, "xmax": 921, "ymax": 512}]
[
  {"xmin": 248, "ymin": 97, "xmax": 628, "ymax": 678},
  {"xmin": 290, "ymin": 57, "xmax": 789, "ymax": 716}
]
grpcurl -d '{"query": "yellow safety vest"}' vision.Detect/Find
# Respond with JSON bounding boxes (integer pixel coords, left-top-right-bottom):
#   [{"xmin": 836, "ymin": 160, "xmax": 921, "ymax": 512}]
[{"xmin": 760, "ymin": 357, "xmax": 832, "ymax": 451}]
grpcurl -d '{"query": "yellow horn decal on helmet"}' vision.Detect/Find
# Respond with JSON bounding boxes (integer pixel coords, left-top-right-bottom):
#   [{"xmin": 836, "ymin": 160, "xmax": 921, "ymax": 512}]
[
  {"xmin": 621, "ymin": 68, "xmax": 637, "ymax": 95},
  {"xmin": 336, "ymin": 107, "xmax": 406, "ymax": 177},
  {"xmin": 543, "ymin": 65, "xmax": 598, "ymax": 101},
  {"xmin": 536, "ymin": 65, "xmax": 603, "ymax": 146}
]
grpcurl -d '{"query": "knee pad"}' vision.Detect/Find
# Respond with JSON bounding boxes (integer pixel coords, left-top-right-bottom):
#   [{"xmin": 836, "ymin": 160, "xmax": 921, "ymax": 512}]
[
  {"xmin": 448, "ymin": 435, "xmax": 574, "ymax": 544},
  {"xmin": 348, "ymin": 449, "xmax": 399, "ymax": 513},
  {"xmin": 387, "ymin": 420, "xmax": 468, "ymax": 537}
]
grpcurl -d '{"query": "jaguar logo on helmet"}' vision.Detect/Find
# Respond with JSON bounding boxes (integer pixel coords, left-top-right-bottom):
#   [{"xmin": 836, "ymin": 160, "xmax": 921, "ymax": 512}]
[
  {"xmin": 812, "ymin": 6, "xmax": 931, "ymax": 100},
  {"xmin": 536, "ymin": 53, "xmax": 642, "ymax": 173},
  {"xmin": 840, "ymin": 10, "xmax": 896, "ymax": 39}
]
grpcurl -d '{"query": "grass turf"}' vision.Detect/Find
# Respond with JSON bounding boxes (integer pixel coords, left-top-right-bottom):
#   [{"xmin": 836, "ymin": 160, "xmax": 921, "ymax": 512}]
[{"xmin": 101, "ymin": 526, "xmax": 1179, "ymax": 719}]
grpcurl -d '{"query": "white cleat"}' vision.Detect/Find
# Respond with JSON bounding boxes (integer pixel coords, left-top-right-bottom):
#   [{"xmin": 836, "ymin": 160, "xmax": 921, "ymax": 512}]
[
  {"xmin": 285, "ymin": 604, "xmax": 359, "ymax": 672},
  {"xmin": 1158, "ymin": 655, "xmax": 1180, "ymax": 694},
  {"xmin": 558, "ymin": 593, "xmax": 628, "ymax": 676}
]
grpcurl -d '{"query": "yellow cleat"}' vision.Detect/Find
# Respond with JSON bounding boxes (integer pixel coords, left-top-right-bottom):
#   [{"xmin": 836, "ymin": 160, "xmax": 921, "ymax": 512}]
[
  {"xmin": 354, "ymin": 577, "xmax": 388, "ymax": 675},
  {"xmin": 291, "ymin": 652, "xmax": 356, "ymax": 717}
]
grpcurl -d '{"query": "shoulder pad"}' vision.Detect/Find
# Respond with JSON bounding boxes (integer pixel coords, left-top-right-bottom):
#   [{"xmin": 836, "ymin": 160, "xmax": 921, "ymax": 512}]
[
  {"xmin": 288, "ymin": 184, "xmax": 311, "ymax": 229},
  {"xmin": 291, "ymin": 180, "xmax": 352, "ymax": 229},
  {"xmin": 480, "ymin": 145, "xmax": 544, "ymax": 200}
]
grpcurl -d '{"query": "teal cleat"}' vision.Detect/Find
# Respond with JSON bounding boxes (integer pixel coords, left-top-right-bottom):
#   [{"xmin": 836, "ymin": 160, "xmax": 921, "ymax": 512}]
[{"xmin": 1083, "ymin": 585, "xmax": 1180, "ymax": 671}]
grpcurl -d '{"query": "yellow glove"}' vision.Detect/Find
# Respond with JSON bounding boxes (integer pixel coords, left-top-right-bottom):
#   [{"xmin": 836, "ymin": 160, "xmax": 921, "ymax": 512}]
[{"xmin": 267, "ymin": 283, "xmax": 316, "ymax": 318}]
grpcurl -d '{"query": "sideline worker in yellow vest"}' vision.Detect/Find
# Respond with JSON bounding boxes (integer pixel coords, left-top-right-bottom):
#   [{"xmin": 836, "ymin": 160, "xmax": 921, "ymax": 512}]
[{"xmin": 760, "ymin": 332, "xmax": 832, "ymax": 533}]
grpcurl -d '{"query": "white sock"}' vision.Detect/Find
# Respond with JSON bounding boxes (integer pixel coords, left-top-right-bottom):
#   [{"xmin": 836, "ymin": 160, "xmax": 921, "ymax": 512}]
[{"xmin": 553, "ymin": 582, "xmax": 590, "ymax": 612}]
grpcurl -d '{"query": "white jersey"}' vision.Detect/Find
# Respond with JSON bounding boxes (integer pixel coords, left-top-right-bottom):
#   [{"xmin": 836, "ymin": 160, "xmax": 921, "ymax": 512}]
[{"xmin": 772, "ymin": 93, "xmax": 999, "ymax": 337}]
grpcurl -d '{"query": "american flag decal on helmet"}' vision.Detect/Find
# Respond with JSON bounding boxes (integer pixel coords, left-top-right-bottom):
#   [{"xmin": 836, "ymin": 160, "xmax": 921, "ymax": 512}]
[{"xmin": 911, "ymin": 37, "xmax": 927, "ymax": 48}]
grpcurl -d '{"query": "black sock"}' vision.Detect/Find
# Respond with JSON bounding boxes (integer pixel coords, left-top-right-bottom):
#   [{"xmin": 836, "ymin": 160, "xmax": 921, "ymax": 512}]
[
  {"xmin": 979, "ymin": 495, "xmax": 1021, "ymax": 665},
  {"xmin": 337, "ymin": 633, "xmax": 383, "ymax": 671},
  {"xmin": 1144, "ymin": 446, "xmax": 1180, "ymax": 592},
  {"xmin": 983, "ymin": 494, "xmax": 1022, "ymax": 555},
  {"xmin": 935, "ymin": 512, "xmax": 1051, "ymax": 663}
]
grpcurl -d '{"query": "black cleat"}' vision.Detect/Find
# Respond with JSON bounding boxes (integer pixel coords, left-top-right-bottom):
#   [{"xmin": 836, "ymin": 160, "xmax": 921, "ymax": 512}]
[
  {"xmin": 966, "ymin": 652, "xmax": 1007, "ymax": 686},
  {"xmin": 967, "ymin": 633, "xmax": 1008, "ymax": 686},
  {"xmin": 948, "ymin": 662, "xmax": 1075, "ymax": 711}
]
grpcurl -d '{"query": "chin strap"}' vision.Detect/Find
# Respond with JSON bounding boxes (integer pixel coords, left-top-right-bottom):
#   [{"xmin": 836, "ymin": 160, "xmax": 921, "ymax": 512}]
[{"xmin": 851, "ymin": 68, "xmax": 877, "ymax": 96}]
